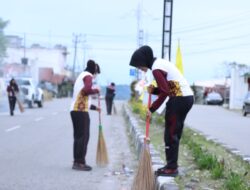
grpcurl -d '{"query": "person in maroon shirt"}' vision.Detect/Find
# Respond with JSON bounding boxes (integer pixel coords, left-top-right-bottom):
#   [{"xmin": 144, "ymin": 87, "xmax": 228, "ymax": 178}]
[
  {"xmin": 6, "ymin": 78, "xmax": 19, "ymax": 116},
  {"xmin": 129, "ymin": 45, "xmax": 194, "ymax": 177},
  {"xmin": 105, "ymin": 82, "xmax": 115, "ymax": 115}
]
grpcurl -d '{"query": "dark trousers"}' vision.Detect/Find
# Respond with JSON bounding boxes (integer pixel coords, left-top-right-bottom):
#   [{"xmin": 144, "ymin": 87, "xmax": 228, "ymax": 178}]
[
  {"xmin": 70, "ymin": 111, "xmax": 90, "ymax": 164},
  {"xmin": 105, "ymin": 97, "xmax": 113, "ymax": 115},
  {"xmin": 8, "ymin": 96, "xmax": 16, "ymax": 116},
  {"xmin": 164, "ymin": 96, "xmax": 194, "ymax": 169}
]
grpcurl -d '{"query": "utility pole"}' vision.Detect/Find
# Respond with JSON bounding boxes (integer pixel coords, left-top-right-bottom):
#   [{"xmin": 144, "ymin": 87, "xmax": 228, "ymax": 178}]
[
  {"xmin": 162, "ymin": 0, "xmax": 173, "ymax": 61},
  {"xmin": 82, "ymin": 34, "xmax": 87, "ymax": 70},
  {"xmin": 136, "ymin": 0, "xmax": 143, "ymax": 80},
  {"xmin": 72, "ymin": 34, "xmax": 81, "ymax": 79},
  {"xmin": 21, "ymin": 33, "xmax": 28, "ymax": 65}
]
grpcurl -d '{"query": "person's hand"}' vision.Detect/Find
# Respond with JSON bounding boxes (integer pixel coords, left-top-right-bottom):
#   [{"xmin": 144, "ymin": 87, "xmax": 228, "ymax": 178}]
[
  {"xmin": 146, "ymin": 109, "xmax": 152, "ymax": 118},
  {"xmin": 96, "ymin": 107, "xmax": 101, "ymax": 113},
  {"xmin": 95, "ymin": 87, "xmax": 100, "ymax": 94},
  {"xmin": 147, "ymin": 85, "xmax": 154, "ymax": 94}
]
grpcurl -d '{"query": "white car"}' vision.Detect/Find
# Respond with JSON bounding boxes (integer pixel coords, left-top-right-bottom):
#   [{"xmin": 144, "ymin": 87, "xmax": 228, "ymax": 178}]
[
  {"xmin": 204, "ymin": 91, "xmax": 224, "ymax": 105},
  {"xmin": 15, "ymin": 78, "xmax": 44, "ymax": 108}
]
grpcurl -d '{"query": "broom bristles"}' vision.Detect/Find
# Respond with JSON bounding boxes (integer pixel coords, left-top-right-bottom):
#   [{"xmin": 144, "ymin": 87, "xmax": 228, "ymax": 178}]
[
  {"xmin": 96, "ymin": 127, "xmax": 109, "ymax": 167},
  {"xmin": 131, "ymin": 144, "xmax": 155, "ymax": 190}
]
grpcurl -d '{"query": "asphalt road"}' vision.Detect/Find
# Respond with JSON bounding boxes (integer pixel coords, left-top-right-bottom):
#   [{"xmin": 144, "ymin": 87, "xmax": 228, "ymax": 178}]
[
  {"xmin": 1, "ymin": 98, "xmax": 249, "ymax": 189},
  {"xmin": 186, "ymin": 104, "xmax": 250, "ymax": 158},
  {"xmin": 0, "ymin": 98, "xmax": 136, "ymax": 190}
]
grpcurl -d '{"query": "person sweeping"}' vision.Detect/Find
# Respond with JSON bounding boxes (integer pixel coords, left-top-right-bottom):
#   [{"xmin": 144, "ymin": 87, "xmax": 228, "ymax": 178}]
[
  {"xmin": 6, "ymin": 78, "xmax": 19, "ymax": 116},
  {"xmin": 70, "ymin": 60, "xmax": 100, "ymax": 171},
  {"xmin": 129, "ymin": 45, "xmax": 194, "ymax": 177}
]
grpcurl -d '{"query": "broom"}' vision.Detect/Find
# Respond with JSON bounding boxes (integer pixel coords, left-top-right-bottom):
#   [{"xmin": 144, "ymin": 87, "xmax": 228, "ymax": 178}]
[
  {"xmin": 16, "ymin": 98, "xmax": 24, "ymax": 113},
  {"xmin": 96, "ymin": 95, "xmax": 109, "ymax": 167},
  {"xmin": 15, "ymin": 93, "xmax": 24, "ymax": 113},
  {"xmin": 112, "ymin": 101, "xmax": 117, "ymax": 115},
  {"xmin": 131, "ymin": 93, "xmax": 155, "ymax": 190}
]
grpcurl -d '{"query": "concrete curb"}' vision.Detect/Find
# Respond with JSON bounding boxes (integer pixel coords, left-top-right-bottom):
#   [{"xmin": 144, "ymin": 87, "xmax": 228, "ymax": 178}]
[{"xmin": 123, "ymin": 105, "xmax": 180, "ymax": 190}]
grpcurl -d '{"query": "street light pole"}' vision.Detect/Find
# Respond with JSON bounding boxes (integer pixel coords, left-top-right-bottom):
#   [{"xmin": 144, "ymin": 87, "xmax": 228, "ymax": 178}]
[{"xmin": 162, "ymin": 0, "xmax": 173, "ymax": 61}]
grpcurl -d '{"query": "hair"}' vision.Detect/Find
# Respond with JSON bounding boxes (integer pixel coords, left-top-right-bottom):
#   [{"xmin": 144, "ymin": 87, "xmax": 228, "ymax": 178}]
[
  {"xmin": 111, "ymin": 82, "xmax": 115, "ymax": 86},
  {"xmin": 10, "ymin": 78, "xmax": 15, "ymax": 84},
  {"xmin": 129, "ymin": 45, "xmax": 155, "ymax": 69},
  {"xmin": 85, "ymin": 59, "xmax": 96, "ymax": 74},
  {"xmin": 95, "ymin": 63, "xmax": 101, "ymax": 74}
]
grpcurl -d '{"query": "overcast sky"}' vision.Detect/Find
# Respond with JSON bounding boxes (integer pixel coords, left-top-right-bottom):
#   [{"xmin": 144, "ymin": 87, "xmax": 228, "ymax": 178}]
[{"xmin": 1, "ymin": 0, "xmax": 250, "ymax": 85}]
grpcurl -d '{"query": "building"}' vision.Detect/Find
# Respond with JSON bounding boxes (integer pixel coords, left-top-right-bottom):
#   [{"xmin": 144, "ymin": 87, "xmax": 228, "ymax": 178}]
[
  {"xmin": 2, "ymin": 35, "xmax": 70, "ymax": 84},
  {"xmin": 229, "ymin": 63, "xmax": 250, "ymax": 109}
]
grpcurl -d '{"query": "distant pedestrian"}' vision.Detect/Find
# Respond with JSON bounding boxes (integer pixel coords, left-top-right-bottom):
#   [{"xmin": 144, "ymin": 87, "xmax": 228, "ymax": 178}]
[
  {"xmin": 70, "ymin": 60, "xmax": 101, "ymax": 171},
  {"xmin": 105, "ymin": 82, "xmax": 115, "ymax": 115},
  {"xmin": 6, "ymin": 78, "xmax": 19, "ymax": 116},
  {"xmin": 129, "ymin": 45, "xmax": 194, "ymax": 177}
]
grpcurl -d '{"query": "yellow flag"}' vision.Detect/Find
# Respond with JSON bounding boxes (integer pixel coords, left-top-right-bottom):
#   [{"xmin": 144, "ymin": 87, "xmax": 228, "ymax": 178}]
[{"xmin": 175, "ymin": 41, "xmax": 184, "ymax": 75}]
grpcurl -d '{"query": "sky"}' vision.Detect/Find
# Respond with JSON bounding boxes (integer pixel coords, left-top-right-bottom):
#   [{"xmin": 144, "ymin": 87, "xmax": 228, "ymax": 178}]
[{"xmin": 1, "ymin": 0, "xmax": 250, "ymax": 85}]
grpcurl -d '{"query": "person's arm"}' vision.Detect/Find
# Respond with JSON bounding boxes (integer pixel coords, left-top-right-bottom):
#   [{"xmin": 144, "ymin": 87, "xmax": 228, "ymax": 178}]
[
  {"xmin": 89, "ymin": 104, "xmax": 101, "ymax": 112},
  {"xmin": 15, "ymin": 84, "xmax": 19, "ymax": 93},
  {"xmin": 81, "ymin": 75, "xmax": 99, "ymax": 95},
  {"xmin": 6, "ymin": 86, "xmax": 11, "ymax": 96},
  {"xmin": 149, "ymin": 69, "xmax": 170, "ymax": 113}
]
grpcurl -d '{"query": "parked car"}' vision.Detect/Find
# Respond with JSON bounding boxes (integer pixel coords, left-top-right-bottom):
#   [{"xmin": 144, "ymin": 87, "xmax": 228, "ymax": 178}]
[
  {"xmin": 204, "ymin": 91, "xmax": 224, "ymax": 105},
  {"xmin": 15, "ymin": 78, "xmax": 44, "ymax": 108},
  {"xmin": 242, "ymin": 91, "xmax": 250, "ymax": 116}
]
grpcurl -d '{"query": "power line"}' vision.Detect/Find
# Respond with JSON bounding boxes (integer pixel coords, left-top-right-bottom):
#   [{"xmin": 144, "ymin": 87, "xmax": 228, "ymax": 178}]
[
  {"xmin": 185, "ymin": 41, "xmax": 250, "ymax": 55},
  {"xmin": 174, "ymin": 10, "xmax": 250, "ymax": 33}
]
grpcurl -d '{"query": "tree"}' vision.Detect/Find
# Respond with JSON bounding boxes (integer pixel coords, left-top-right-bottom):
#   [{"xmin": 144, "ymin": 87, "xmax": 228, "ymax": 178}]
[{"xmin": 0, "ymin": 18, "xmax": 8, "ymax": 63}]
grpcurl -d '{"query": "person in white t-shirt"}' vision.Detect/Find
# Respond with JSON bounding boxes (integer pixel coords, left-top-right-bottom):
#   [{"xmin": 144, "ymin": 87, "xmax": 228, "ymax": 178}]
[
  {"xmin": 70, "ymin": 60, "xmax": 100, "ymax": 171},
  {"xmin": 129, "ymin": 45, "xmax": 194, "ymax": 177}
]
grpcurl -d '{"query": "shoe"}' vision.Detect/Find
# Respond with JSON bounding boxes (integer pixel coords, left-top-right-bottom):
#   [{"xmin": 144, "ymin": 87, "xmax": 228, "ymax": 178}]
[
  {"xmin": 72, "ymin": 163, "xmax": 92, "ymax": 171},
  {"xmin": 155, "ymin": 166, "xmax": 178, "ymax": 177}
]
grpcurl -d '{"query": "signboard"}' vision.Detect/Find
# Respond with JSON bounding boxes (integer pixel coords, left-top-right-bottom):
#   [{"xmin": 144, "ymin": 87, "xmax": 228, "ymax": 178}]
[{"xmin": 129, "ymin": 68, "xmax": 136, "ymax": 76}]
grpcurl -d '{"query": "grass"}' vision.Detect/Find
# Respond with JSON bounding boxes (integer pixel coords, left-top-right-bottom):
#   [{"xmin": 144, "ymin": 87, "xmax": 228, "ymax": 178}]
[{"xmin": 128, "ymin": 100, "xmax": 250, "ymax": 190}]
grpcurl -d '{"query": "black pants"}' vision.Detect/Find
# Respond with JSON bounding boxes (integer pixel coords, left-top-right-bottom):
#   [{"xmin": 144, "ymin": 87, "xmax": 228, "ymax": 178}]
[
  {"xmin": 70, "ymin": 111, "xmax": 90, "ymax": 164},
  {"xmin": 164, "ymin": 96, "xmax": 194, "ymax": 169},
  {"xmin": 105, "ymin": 97, "xmax": 113, "ymax": 115},
  {"xmin": 8, "ymin": 96, "xmax": 16, "ymax": 116}
]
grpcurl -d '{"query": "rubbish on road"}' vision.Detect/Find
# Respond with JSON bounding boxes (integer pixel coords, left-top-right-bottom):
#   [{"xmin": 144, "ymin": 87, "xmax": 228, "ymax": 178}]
[{"xmin": 122, "ymin": 164, "xmax": 134, "ymax": 176}]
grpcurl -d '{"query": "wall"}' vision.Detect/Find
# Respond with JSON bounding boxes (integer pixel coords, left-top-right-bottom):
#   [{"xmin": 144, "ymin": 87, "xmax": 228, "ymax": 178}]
[
  {"xmin": 229, "ymin": 65, "xmax": 249, "ymax": 109},
  {"xmin": 4, "ymin": 47, "xmax": 67, "ymax": 82}
]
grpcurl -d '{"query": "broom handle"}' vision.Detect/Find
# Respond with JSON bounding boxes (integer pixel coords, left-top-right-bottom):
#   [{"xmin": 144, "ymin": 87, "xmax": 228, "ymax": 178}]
[
  {"xmin": 145, "ymin": 93, "xmax": 151, "ymax": 138},
  {"xmin": 98, "ymin": 95, "xmax": 101, "ymax": 125}
]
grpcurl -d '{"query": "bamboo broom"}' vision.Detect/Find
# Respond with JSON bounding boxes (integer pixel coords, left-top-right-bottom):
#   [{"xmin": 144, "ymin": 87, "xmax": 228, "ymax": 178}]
[
  {"xmin": 15, "ymin": 93, "xmax": 24, "ymax": 113},
  {"xmin": 96, "ymin": 95, "xmax": 109, "ymax": 167},
  {"xmin": 131, "ymin": 93, "xmax": 155, "ymax": 190},
  {"xmin": 16, "ymin": 98, "xmax": 24, "ymax": 113}
]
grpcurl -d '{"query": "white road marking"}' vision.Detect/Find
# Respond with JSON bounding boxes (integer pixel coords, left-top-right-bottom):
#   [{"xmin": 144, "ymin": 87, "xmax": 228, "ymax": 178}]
[
  {"xmin": 5, "ymin": 125, "xmax": 21, "ymax": 132},
  {"xmin": 34, "ymin": 117, "xmax": 44, "ymax": 122}
]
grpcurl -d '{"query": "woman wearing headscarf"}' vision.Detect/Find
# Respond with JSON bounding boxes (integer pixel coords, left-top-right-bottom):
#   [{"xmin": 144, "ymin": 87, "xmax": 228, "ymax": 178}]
[
  {"xmin": 129, "ymin": 45, "xmax": 194, "ymax": 177},
  {"xmin": 70, "ymin": 59, "xmax": 100, "ymax": 171},
  {"xmin": 6, "ymin": 78, "xmax": 19, "ymax": 116}
]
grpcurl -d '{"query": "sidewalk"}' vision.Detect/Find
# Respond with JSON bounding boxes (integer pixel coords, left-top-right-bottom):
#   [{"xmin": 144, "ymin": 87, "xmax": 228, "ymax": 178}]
[
  {"xmin": 85, "ymin": 99, "xmax": 137, "ymax": 190},
  {"xmin": 185, "ymin": 104, "xmax": 250, "ymax": 162}
]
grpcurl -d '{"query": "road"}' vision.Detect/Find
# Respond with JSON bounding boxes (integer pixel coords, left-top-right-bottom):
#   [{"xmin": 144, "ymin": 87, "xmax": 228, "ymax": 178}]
[
  {"xmin": 0, "ymin": 98, "xmax": 136, "ymax": 190},
  {"xmin": 186, "ymin": 104, "xmax": 250, "ymax": 158},
  {"xmin": 1, "ymin": 98, "xmax": 249, "ymax": 189}
]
